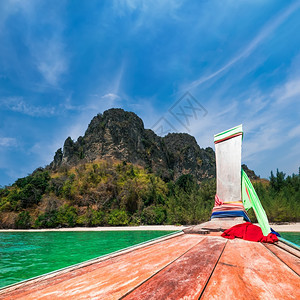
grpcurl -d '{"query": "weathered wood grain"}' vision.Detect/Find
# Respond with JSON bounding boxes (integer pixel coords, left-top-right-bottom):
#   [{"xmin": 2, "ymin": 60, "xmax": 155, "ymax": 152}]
[
  {"xmin": 264, "ymin": 243, "xmax": 300, "ymax": 275},
  {"xmin": 201, "ymin": 238, "xmax": 300, "ymax": 300},
  {"xmin": 1, "ymin": 233, "xmax": 299, "ymax": 300},
  {"xmin": 0, "ymin": 234, "xmax": 203, "ymax": 300},
  {"xmin": 123, "ymin": 237, "xmax": 226, "ymax": 300}
]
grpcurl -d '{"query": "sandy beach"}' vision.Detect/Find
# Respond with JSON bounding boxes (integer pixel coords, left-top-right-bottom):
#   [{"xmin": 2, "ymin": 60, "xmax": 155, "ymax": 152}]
[
  {"xmin": 268, "ymin": 223, "xmax": 300, "ymax": 232},
  {"xmin": 0, "ymin": 223, "xmax": 299, "ymax": 232},
  {"xmin": 0, "ymin": 225, "xmax": 188, "ymax": 232}
]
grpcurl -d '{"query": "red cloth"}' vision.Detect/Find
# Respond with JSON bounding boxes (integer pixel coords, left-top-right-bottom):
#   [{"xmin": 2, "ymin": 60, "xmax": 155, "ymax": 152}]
[
  {"xmin": 214, "ymin": 194, "xmax": 223, "ymax": 206},
  {"xmin": 221, "ymin": 222, "xmax": 278, "ymax": 243}
]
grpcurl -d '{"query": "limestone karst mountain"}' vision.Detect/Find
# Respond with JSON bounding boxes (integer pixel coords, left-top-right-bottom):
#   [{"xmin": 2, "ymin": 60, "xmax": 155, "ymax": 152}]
[
  {"xmin": 49, "ymin": 108, "xmax": 216, "ymax": 182},
  {"xmin": 0, "ymin": 108, "xmax": 264, "ymax": 229}
]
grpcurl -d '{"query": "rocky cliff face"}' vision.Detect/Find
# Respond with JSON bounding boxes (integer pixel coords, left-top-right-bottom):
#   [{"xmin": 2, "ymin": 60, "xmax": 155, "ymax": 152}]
[
  {"xmin": 242, "ymin": 164, "xmax": 260, "ymax": 180},
  {"xmin": 49, "ymin": 108, "xmax": 215, "ymax": 182}
]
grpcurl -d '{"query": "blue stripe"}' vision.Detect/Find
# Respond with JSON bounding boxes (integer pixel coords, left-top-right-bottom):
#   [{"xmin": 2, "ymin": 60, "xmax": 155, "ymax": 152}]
[{"xmin": 211, "ymin": 211, "xmax": 251, "ymax": 222}]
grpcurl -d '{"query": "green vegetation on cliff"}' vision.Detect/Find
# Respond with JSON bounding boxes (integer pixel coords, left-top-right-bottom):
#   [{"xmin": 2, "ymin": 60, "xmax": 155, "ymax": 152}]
[
  {"xmin": 0, "ymin": 163, "xmax": 298, "ymax": 229},
  {"xmin": 0, "ymin": 161, "xmax": 215, "ymax": 228},
  {"xmin": 1, "ymin": 110, "xmax": 297, "ymax": 228}
]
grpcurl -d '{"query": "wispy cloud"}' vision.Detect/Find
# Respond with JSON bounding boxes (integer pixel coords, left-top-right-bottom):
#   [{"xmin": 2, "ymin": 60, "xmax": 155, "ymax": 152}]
[
  {"xmin": 273, "ymin": 78, "xmax": 300, "ymax": 103},
  {"xmin": 29, "ymin": 141, "xmax": 60, "ymax": 165},
  {"xmin": 244, "ymin": 95, "xmax": 270, "ymax": 116},
  {"xmin": 0, "ymin": 97, "xmax": 56, "ymax": 117},
  {"xmin": 79, "ymin": 62, "xmax": 125, "ymax": 114},
  {"xmin": 187, "ymin": 1, "xmax": 300, "ymax": 90},
  {"xmin": 57, "ymin": 92, "xmax": 123, "ymax": 143},
  {"xmin": 1, "ymin": 0, "xmax": 68, "ymax": 87},
  {"xmin": 175, "ymin": 69, "xmax": 300, "ymax": 176},
  {"xmin": 243, "ymin": 123, "xmax": 285, "ymax": 161},
  {"xmin": 101, "ymin": 93, "xmax": 121, "ymax": 101},
  {"xmin": 55, "ymin": 92, "xmax": 122, "ymax": 117},
  {"xmin": 113, "ymin": 0, "xmax": 183, "ymax": 20},
  {"xmin": 1, "ymin": 1, "xmax": 299, "ymax": 185},
  {"xmin": 33, "ymin": 38, "xmax": 68, "ymax": 86},
  {"xmin": 0, "ymin": 0, "xmax": 35, "ymax": 31},
  {"xmin": 288, "ymin": 124, "xmax": 300, "ymax": 139},
  {"xmin": 0, "ymin": 137, "xmax": 17, "ymax": 147},
  {"xmin": 243, "ymin": 73, "xmax": 300, "ymax": 164}
]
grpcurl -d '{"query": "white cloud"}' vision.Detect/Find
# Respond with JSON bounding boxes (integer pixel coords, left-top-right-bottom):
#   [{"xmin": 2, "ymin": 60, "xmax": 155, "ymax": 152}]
[
  {"xmin": 34, "ymin": 38, "xmax": 68, "ymax": 86},
  {"xmin": 0, "ymin": 0, "xmax": 36, "ymax": 31},
  {"xmin": 29, "ymin": 140, "xmax": 62, "ymax": 165},
  {"xmin": 244, "ymin": 95, "xmax": 270, "ymax": 116},
  {"xmin": 1, "ymin": 97, "xmax": 56, "ymax": 117},
  {"xmin": 113, "ymin": 0, "xmax": 183, "ymax": 19},
  {"xmin": 288, "ymin": 124, "xmax": 300, "ymax": 139},
  {"xmin": 55, "ymin": 92, "xmax": 123, "ymax": 144},
  {"xmin": 101, "ymin": 93, "xmax": 121, "ymax": 101},
  {"xmin": 187, "ymin": 1, "xmax": 300, "ymax": 90},
  {"xmin": 0, "ymin": 0, "xmax": 68, "ymax": 87},
  {"xmin": 58, "ymin": 92, "xmax": 122, "ymax": 118},
  {"xmin": 0, "ymin": 137, "xmax": 17, "ymax": 147},
  {"xmin": 273, "ymin": 78, "xmax": 300, "ymax": 103},
  {"xmin": 243, "ymin": 124, "xmax": 285, "ymax": 161},
  {"xmin": 177, "ymin": 70, "xmax": 300, "ymax": 177}
]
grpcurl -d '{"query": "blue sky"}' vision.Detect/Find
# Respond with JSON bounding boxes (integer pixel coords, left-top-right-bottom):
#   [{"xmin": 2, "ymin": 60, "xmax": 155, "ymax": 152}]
[{"xmin": 1, "ymin": 0, "xmax": 300, "ymax": 186}]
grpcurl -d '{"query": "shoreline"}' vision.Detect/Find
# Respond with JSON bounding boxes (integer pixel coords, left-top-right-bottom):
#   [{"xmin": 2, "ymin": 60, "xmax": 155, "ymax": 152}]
[
  {"xmin": 0, "ymin": 225, "xmax": 188, "ymax": 232},
  {"xmin": 268, "ymin": 223, "xmax": 300, "ymax": 232},
  {"xmin": 0, "ymin": 223, "xmax": 299, "ymax": 232}
]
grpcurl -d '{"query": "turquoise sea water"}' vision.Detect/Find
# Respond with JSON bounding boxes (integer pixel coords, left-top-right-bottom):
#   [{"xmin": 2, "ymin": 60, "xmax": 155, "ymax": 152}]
[
  {"xmin": 0, "ymin": 230, "xmax": 298, "ymax": 290},
  {"xmin": 0, "ymin": 230, "xmax": 175, "ymax": 289},
  {"xmin": 278, "ymin": 232, "xmax": 300, "ymax": 246}
]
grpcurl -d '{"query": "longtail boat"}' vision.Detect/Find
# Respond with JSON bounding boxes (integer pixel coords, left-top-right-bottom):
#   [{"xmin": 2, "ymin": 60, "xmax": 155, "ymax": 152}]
[{"xmin": 0, "ymin": 125, "xmax": 299, "ymax": 299}]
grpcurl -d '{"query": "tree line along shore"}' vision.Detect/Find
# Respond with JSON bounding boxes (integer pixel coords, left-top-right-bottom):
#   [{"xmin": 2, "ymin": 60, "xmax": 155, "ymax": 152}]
[{"xmin": 0, "ymin": 161, "xmax": 299, "ymax": 229}]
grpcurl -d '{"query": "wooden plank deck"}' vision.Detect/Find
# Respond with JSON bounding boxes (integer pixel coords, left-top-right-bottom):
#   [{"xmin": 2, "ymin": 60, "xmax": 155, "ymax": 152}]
[
  {"xmin": 0, "ymin": 233, "xmax": 203, "ymax": 299},
  {"xmin": 123, "ymin": 237, "xmax": 226, "ymax": 300},
  {"xmin": 264, "ymin": 242, "xmax": 300, "ymax": 275},
  {"xmin": 0, "ymin": 232, "xmax": 299, "ymax": 300},
  {"xmin": 200, "ymin": 238, "xmax": 300, "ymax": 300}
]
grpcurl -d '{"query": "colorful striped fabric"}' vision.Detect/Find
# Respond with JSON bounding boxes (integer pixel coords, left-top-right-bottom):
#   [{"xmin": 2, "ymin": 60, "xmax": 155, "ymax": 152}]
[
  {"xmin": 211, "ymin": 201, "xmax": 251, "ymax": 222},
  {"xmin": 211, "ymin": 124, "xmax": 250, "ymax": 222},
  {"xmin": 210, "ymin": 124, "xmax": 272, "ymax": 233}
]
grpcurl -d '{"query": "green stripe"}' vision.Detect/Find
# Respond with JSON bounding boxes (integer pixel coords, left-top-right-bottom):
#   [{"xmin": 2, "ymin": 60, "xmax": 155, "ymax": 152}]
[
  {"xmin": 214, "ymin": 125, "xmax": 242, "ymax": 137},
  {"xmin": 241, "ymin": 169, "xmax": 271, "ymax": 236},
  {"xmin": 214, "ymin": 124, "xmax": 243, "ymax": 142}
]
